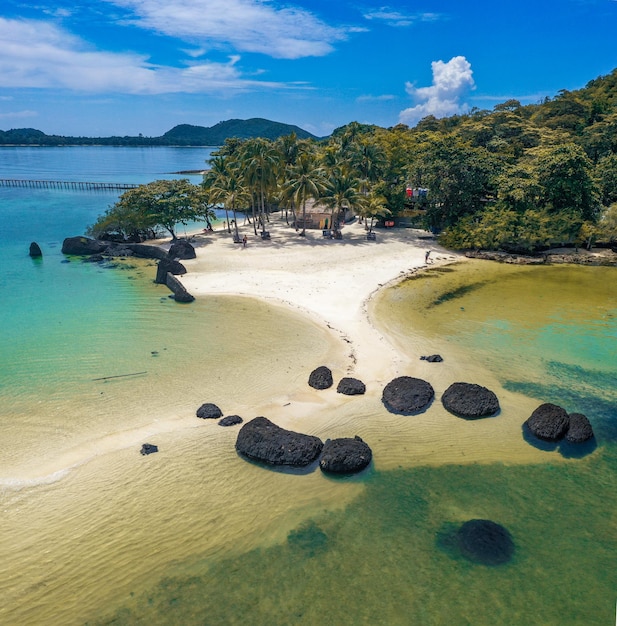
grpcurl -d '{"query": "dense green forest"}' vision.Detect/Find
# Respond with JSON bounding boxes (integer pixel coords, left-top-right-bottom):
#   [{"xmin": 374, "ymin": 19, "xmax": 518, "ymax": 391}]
[
  {"xmin": 88, "ymin": 68, "xmax": 617, "ymax": 252},
  {"xmin": 0, "ymin": 118, "xmax": 317, "ymax": 146}
]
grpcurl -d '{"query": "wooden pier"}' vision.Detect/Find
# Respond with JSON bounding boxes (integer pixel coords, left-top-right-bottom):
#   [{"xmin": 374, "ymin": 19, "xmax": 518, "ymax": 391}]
[{"xmin": 0, "ymin": 179, "xmax": 139, "ymax": 191}]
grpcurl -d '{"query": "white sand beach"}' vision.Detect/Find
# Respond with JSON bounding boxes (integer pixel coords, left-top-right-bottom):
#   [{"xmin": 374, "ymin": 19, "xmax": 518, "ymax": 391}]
[{"xmin": 181, "ymin": 219, "xmax": 457, "ymax": 387}]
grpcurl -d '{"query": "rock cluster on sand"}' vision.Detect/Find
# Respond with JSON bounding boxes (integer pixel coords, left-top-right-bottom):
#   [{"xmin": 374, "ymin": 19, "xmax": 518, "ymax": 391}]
[
  {"xmin": 319, "ymin": 436, "xmax": 372, "ymax": 474},
  {"xmin": 196, "ymin": 402, "xmax": 223, "ymax": 419},
  {"xmin": 235, "ymin": 417, "xmax": 324, "ymax": 467},
  {"xmin": 308, "ymin": 366, "xmax": 334, "ymax": 390},
  {"xmin": 524, "ymin": 402, "xmax": 594, "ymax": 443},
  {"xmin": 382, "ymin": 376, "xmax": 434, "ymax": 415},
  {"xmin": 456, "ymin": 519, "xmax": 515, "ymax": 566},
  {"xmin": 441, "ymin": 382, "xmax": 500, "ymax": 419},
  {"xmin": 336, "ymin": 377, "xmax": 366, "ymax": 395}
]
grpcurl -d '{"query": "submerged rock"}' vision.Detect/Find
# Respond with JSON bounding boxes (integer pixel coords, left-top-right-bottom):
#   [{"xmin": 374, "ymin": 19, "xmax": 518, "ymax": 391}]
[
  {"xmin": 457, "ymin": 519, "xmax": 515, "ymax": 565},
  {"xmin": 319, "ymin": 436, "xmax": 372, "ymax": 474},
  {"xmin": 566, "ymin": 412, "xmax": 594, "ymax": 443},
  {"xmin": 336, "ymin": 377, "xmax": 366, "ymax": 395},
  {"xmin": 196, "ymin": 403, "xmax": 223, "ymax": 419},
  {"xmin": 308, "ymin": 366, "xmax": 333, "ymax": 390},
  {"xmin": 235, "ymin": 417, "xmax": 323, "ymax": 467},
  {"xmin": 420, "ymin": 354, "xmax": 443, "ymax": 362},
  {"xmin": 525, "ymin": 403, "xmax": 569, "ymax": 441},
  {"xmin": 287, "ymin": 521, "xmax": 328, "ymax": 557},
  {"xmin": 441, "ymin": 382, "xmax": 500, "ymax": 419},
  {"xmin": 219, "ymin": 415, "xmax": 243, "ymax": 427},
  {"xmin": 382, "ymin": 376, "xmax": 434, "ymax": 415},
  {"xmin": 140, "ymin": 443, "xmax": 158, "ymax": 455},
  {"xmin": 29, "ymin": 242, "xmax": 42, "ymax": 257}
]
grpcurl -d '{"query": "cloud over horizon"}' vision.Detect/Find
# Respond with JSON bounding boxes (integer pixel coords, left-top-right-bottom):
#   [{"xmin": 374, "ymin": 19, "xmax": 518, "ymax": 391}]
[
  {"xmin": 0, "ymin": 18, "xmax": 300, "ymax": 94},
  {"xmin": 399, "ymin": 56, "xmax": 475, "ymax": 126},
  {"xmin": 106, "ymin": 0, "xmax": 350, "ymax": 59}
]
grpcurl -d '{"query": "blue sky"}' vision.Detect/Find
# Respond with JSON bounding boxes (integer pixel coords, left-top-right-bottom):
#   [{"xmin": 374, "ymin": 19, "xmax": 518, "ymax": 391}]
[{"xmin": 1, "ymin": 0, "xmax": 616, "ymax": 137}]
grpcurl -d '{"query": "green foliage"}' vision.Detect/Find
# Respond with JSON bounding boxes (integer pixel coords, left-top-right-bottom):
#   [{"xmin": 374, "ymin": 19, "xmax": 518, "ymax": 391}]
[{"xmin": 89, "ymin": 179, "xmax": 214, "ymax": 240}]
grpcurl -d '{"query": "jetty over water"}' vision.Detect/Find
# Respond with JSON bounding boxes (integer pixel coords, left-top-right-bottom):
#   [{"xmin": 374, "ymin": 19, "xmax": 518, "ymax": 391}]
[{"xmin": 0, "ymin": 178, "xmax": 139, "ymax": 191}]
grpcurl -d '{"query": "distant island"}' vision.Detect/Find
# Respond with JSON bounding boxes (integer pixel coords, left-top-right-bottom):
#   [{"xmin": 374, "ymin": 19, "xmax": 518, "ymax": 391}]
[{"xmin": 0, "ymin": 118, "xmax": 319, "ymax": 147}]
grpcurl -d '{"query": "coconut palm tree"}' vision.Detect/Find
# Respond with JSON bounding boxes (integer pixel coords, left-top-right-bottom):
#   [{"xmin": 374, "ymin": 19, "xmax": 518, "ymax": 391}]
[
  {"xmin": 358, "ymin": 192, "xmax": 391, "ymax": 233},
  {"xmin": 284, "ymin": 153, "xmax": 326, "ymax": 236},
  {"xmin": 205, "ymin": 160, "xmax": 248, "ymax": 242},
  {"xmin": 321, "ymin": 168, "xmax": 365, "ymax": 236}
]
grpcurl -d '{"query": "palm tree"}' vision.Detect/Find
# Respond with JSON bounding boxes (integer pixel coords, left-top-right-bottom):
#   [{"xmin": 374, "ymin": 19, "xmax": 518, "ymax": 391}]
[
  {"xmin": 284, "ymin": 153, "xmax": 326, "ymax": 236},
  {"xmin": 321, "ymin": 168, "xmax": 365, "ymax": 236},
  {"xmin": 359, "ymin": 192, "xmax": 391, "ymax": 233},
  {"xmin": 205, "ymin": 165, "xmax": 247, "ymax": 242},
  {"xmin": 204, "ymin": 155, "xmax": 233, "ymax": 232},
  {"xmin": 241, "ymin": 138, "xmax": 279, "ymax": 236}
]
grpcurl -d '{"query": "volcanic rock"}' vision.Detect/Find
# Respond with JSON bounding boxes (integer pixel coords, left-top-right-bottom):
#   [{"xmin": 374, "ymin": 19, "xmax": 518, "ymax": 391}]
[
  {"xmin": 168, "ymin": 240, "xmax": 196, "ymax": 260},
  {"xmin": 566, "ymin": 412, "xmax": 594, "ymax": 443},
  {"xmin": 196, "ymin": 403, "xmax": 223, "ymax": 419},
  {"xmin": 155, "ymin": 258, "xmax": 187, "ymax": 284},
  {"xmin": 382, "ymin": 376, "xmax": 434, "ymax": 415},
  {"xmin": 336, "ymin": 377, "xmax": 366, "ymax": 395},
  {"xmin": 319, "ymin": 436, "xmax": 372, "ymax": 474},
  {"xmin": 219, "ymin": 415, "xmax": 243, "ymax": 427},
  {"xmin": 29, "ymin": 242, "xmax": 42, "ymax": 257},
  {"xmin": 62, "ymin": 236, "xmax": 108, "ymax": 256},
  {"xmin": 235, "ymin": 416, "xmax": 323, "ymax": 467},
  {"xmin": 441, "ymin": 382, "xmax": 500, "ymax": 419},
  {"xmin": 525, "ymin": 403, "xmax": 570, "ymax": 441},
  {"xmin": 457, "ymin": 519, "xmax": 515, "ymax": 565},
  {"xmin": 308, "ymin": 366, "xmax": 333, "ymax": 390},
  {"xmin": 140, "ymin": 443, "xmax": 158, "ymax": 455}
]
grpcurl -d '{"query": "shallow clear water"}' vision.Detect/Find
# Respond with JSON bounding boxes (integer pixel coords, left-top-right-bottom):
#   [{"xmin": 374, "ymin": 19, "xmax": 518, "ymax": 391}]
[
  {"xmin": 93, "ymin": 260, "xmax": 617, "ymax": 626},
  {"xmin": 1, "ymin": 148, "xmax": 616, "ymax": 625}
]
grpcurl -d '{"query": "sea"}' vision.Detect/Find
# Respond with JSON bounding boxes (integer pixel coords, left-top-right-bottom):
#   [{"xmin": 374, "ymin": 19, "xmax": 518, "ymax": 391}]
[{"xmin": 0, "ymin": 147, "xmax": 616, "ymax": 626}]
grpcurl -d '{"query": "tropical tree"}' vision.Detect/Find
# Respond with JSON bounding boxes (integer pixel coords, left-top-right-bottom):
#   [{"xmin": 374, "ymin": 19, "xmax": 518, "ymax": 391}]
[
  {"xmin": 321, "ymin": 168, "xmax": 365, "ymax": 234},
  {"xmin": 89, "ymin": 179, "xmax": 214, "ymax": 240},
  {"xmin": 204, "ymin": 156, "xmax": 248, "ymax": 242},
  {"xmin": 284, "ymin": 152, "xmax": 326, "ymax": 236},
  {"xmin": 358, "ymin": 192, "xmax": 390, "ymax": 233}
]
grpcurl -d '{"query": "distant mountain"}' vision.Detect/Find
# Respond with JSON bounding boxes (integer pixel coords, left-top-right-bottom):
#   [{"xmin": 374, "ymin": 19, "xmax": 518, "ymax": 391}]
[
  {"xmin": 0, "ymin": 118, "xmax": 318, "ymax": 146},
  {"xmin": 162, "ymin": 118, "xmax": 318, "ymax": 144}
]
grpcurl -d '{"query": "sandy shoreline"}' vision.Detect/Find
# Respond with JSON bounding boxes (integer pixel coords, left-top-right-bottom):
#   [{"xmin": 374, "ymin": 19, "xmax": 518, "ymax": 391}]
[{"xmin": 180, "ymin": 219, "xmax": 460, "ymax": 388}]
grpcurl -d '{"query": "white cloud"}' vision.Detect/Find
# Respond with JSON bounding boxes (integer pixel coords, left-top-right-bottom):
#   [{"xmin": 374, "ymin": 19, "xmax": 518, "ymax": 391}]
[
  {"xmin": 0, "ymin": 18, "xmax": 300, "ymax": 94},
  {"xmin": 356, "ymin": 94, "xmax": 396, "ymax": 102},
  {"xmin": 363, "ymin": 7, "xmax": 442, "ymax": 28},
  {"xmin": 399, "ymin": 56, "xmax": 475, "ymax": 125},
  {"xmin": 106, "ymin": 0, "xmax": 349, "ymax": 59},
  {"xmin": 0, "ymin": 109, "xmax": 37, "ymax": 119}
]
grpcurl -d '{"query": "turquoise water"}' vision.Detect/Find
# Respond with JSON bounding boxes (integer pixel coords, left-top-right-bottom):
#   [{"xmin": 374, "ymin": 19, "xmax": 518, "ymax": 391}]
[{"xmin": 2, "ymin": 148, "xmax": 617, "ymax": 625}]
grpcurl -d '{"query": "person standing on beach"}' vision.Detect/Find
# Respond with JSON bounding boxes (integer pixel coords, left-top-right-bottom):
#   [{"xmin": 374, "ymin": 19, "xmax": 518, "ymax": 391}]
[
  {"xmin": 425, "ymin": 250, "xmax": 431, "ymax": 263},
  {"xmin": 242, "ymin": 235, "xmax": 247, "ymax": 247}
]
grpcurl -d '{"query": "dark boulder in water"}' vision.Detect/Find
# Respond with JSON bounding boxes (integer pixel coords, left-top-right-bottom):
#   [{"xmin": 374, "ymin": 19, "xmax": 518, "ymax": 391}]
[
  {"xmin": 62, "ymin": 236, "xmax": 108, "ymax": 256},
  {"xmin": 336, "ymin": 377, "xmax": 366, "ymax": 396},
  {"xmin": 219, "ymin": 415, "xmax": 243, "ymax": 427},
  {"xmin": 457, "ymin": 519, "xmax": 514, "ymax": 565},
  {"xmin": 288, "ymin": 521, "xmax": 328, "ymax": 557},
  {"xmin": 441, "ymin": 382, "xmax": 500, "ymax": 419},
  {"xmin": 168, "ymin": 239, "xmax": 196, "ymax": 260},
  {"xmin": 525, "ymin": 403, "xmax": 569, "ymax": 441},
  {"xmin": 319, "ymin": 436, "xmax": 372, "ymax": 474},
  {"xmin": 140, "ymin": 443, "xmax": 158, "ymax": 455},
  {"xmin": 29, "ymin": 242, "xmax": 42, "ymax": 257},
  {"xmin": 308, "ymin": 366, "xmax": 333, "ymax": 390},
  {"xmin": 155, "ymin": 257, "xmax": 187, "ymax": 284},
  {"xmin": 235, "ymin": 417, "xmax": 323, "ymax": 467},
  {"xmin": 125, "ymin": 243, "xmax": 168, "ymax": 260},
  {"xmin": 382, "ymin": 376, "xmax": 434, "ymax": 415},
  {"xmin": 196, "ymin": 403, "xmax": 223, "ymax": 419},
  {"xmin": 420, "ymin": 354, "xmax": 443, "ymax": 362},
  {"xmin": 566, "ymin": 412, "xmax": 594, "ymax": 443}
]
